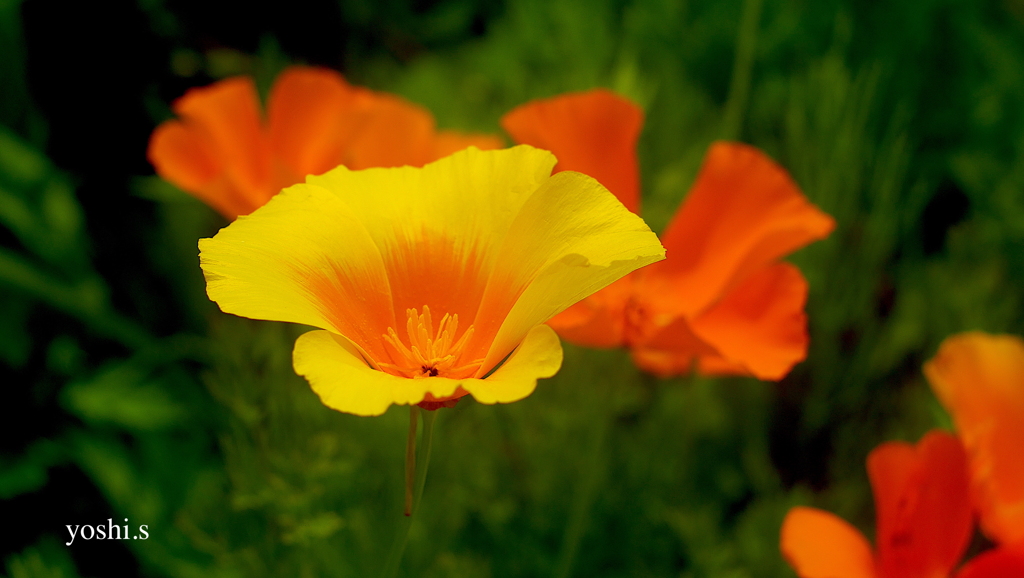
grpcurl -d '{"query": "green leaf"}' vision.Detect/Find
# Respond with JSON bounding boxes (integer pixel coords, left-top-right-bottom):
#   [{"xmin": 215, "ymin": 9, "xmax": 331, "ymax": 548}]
[
  {"xmin": 0, "ymin": 439, "xmax": 64, "ymax": 500},
  {"xmin": 61, "ymin": 361, "xmax": 186, "ymax": 431}
]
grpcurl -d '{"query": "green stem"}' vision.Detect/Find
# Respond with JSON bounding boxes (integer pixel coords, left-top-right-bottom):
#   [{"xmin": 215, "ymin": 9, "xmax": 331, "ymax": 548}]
[
  {"xmin": 552, "ymin": 408, "xmax": 612, "ymax": 578},
  {"xmin": 381, "ymin": 407, "xmax": 437, "ymax": 578},
  {"xmin": 720, "ymin": 0, "xmax": 764, "ymax": 140},
  {"xmin": 404, "ymin": 406, "xmax": 419, "ymax": 517},
  {"xmin": 552, "ymin": 351, "xmax": 630, "ymax": 578}
]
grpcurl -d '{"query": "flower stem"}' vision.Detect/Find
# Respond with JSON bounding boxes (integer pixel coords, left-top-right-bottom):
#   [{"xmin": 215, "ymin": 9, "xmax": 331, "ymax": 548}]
[
  {"xmin": 404, "ymin": 406, "xmax": 419, "ymax": 516},
  {"xmin": 552, "ymin": 350, "xmax": 631, "ymax": 578},
  {"xmin": 552, "ymin": 405, "xmax": 612, "ymax": 578},
  {"xmin": 381, "ymin": 406, "xmax": 437, "ymax": 578}
]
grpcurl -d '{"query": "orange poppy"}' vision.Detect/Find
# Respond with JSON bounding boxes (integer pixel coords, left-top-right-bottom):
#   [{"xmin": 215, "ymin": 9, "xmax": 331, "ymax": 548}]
[
  {"xmin": 955, "ymin": 548, "xmax": 1024, "ymax": 578},
  {"xmin": 780, "ymin": 430, "xmax": 974, "ymax": 578},
  {"xmin": 502, "ymin": 90, "xmax": 835, "ymax": 380},
  {"xmin": 149, "ymin": 66, "xmax": 502, "ymax": 219},
  {"xmin": 924, "ymin": 332, "xmax": 1024, "ymax": 550}
]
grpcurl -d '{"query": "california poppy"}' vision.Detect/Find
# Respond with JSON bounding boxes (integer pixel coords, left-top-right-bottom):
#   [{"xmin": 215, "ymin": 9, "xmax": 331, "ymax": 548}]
[
  {"xmin": 924, "ymin": 332, "xmax": 1024, "ymax": 550},
  {"xmin": 955, "ymin": 548, "xmax": 1024, "ymax": 578},
  {"xmin": 502, "ymin": 90, "xmax": 835, "ymax": 381},
  {"xmin": 199, "ymin": 146, "xmax": 666, "ymax": 416},
  {"xmin": 149, "ymin": 66, "xmax": 502, "ymax": 219},
  {"xmin": 780, "ymin": 430, "xmax": 973, "ymax": 578}
]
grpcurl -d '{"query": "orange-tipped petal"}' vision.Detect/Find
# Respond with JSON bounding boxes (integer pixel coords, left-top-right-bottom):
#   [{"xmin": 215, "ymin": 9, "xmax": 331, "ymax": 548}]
[
  {"xmin": 170, "ymin": 76, "xmax": 273, "ymax": 214},
  {"xmin": 924, "ymin": 332, "xmax": 1024, "ymax": 547},
  {"xmin": 267, "ymin": 66, "xmax": 370, "ymax": 179},
  {"xmin": 501, "ymin": 89, "xmax": 644, "ymax": 213},
  {"xmin": 648, "ymin": 142, "xmax": 834, "ymax": 318},
  {"xmin": 954, "ymin": 548, "xmax": 1024, "ymax": 578},
  {"xmin": 868, "ymin": 431, "xmax": 973, "ymax": 578},
  {"xmin": 780, "ymin": 506, "xmax": 877, "ymax": 578},
  {"xmin": 687, "ymin": 262, "xmax": 810, "ymax": 380}
]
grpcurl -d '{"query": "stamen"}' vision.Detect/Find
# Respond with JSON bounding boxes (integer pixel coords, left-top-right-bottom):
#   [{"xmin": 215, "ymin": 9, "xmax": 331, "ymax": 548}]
[{"xmin": 380, "ymin": 306, "xmax": 483, "ymax": 379}]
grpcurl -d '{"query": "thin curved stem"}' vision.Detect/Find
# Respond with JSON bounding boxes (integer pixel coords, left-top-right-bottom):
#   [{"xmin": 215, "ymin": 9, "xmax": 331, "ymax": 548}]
[
  {"xmin": 404, "ymin": 407, "xmax": 419, "ymax": 516},
  {"xmin": 552, "ymin": 350, "xmax": 633, "ymax": 578},
  {"xmin": 552, "ymin": 407, "xmax": 612, "ymax": 578},
  {"xmin": 380, "ymin": 406, "xmax": 437, "ymax": 578}
]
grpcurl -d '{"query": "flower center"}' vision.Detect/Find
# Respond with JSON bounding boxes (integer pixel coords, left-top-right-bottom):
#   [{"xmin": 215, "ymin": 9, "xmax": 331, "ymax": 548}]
[{"xmin": 379, "ymin": 306, "xmax": 482, "ymax": 379}]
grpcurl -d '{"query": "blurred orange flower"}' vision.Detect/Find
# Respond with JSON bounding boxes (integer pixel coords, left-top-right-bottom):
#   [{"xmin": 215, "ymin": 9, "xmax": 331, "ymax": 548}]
[
  {"xmin": 780, "ymin": 431, "xmax": 973, "ymax": 578},
  {"xmin": 924, "ymin": 332, "xmax": 1024, "ymax": 550},
  {"xmin": 502, "ymin": 90, "xmax": 835, "ymax": 380},
  {"xmin": 955, "ymin": 548, "xmax": 1024, "ymax": 578},
  {"xmin": 148, "ymin": 66, "xmax": 501, "ymax": 219}
]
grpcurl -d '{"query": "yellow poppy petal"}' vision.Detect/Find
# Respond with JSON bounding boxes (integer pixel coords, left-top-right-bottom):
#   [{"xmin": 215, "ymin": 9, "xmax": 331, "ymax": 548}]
[
  {"xmin": 306, "ymin": 145, "xmax": 554, "ymax": 252},
  {"xmin": 293, "ymin": 330, "xmax": 463, "ymax": 417},
  {"xmin": 303, "ymin": 146, "xmax": 558, "ymax": 361},
  {"xmin": 295, "ymin": 323, "xmax": 561, "ymax": 415},
  {"xmin": 475, "ymin": 170, "xmax": 665, "ymax": 372},
  {"xmin": 198, "ymin": 183, "xmax": 397, "ymax": 364},
  {"xmin": 461, "ymin": 323, "xmax": 563, "ymax": 404},
  {"xmin": 780, "ymin": 506, "xmax": 877, "ymax": 578}
]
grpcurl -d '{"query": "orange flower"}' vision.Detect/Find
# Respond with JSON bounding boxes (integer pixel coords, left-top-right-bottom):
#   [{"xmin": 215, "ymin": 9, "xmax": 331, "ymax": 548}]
[
  {"xmin": 502, "ymin": 90, "xmax": 835, "ymax": 380},
  {"xmin": 924, "ymin": 332, "xmax": 1024, "ymax": 550},
  {"xmin": 149, "ymin": 66, "xmax": 502, "ymax": 219},
  {"xmin": 781, "ymin": 431, "xmax": 974, "ymax": 578},
  {"xmin": 955, "ymin": 548, "xmax": 1024, "ymax": 578}
]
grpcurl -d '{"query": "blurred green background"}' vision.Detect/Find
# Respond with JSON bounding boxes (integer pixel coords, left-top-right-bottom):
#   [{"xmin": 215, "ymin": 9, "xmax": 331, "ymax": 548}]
[{"xmin": 2, "ymin": 0, "xmax": 1023, "ymax": 576}]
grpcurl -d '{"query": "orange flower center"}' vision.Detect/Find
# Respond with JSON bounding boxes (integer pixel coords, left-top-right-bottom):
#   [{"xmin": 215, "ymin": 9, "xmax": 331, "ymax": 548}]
[{"xmin": 379, "ymin": 306, "xmax": 483, "ymax": 379}]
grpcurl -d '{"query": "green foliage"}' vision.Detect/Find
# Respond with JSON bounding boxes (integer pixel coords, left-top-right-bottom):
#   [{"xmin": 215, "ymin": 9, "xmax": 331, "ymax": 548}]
[
  {"xmin": 3, "ymin": 539, "xmax": 82, "ymax": 578},
  {"xmin": 0, "ymin": 126, "xmax": 149, "ymax": 350},
  {"xmin": 0, "ymin": 440, "xmax": 63, "ymax": 500}
]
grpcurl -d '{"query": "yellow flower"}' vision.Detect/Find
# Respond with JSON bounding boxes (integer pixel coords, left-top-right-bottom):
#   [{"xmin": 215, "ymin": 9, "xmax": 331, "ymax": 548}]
[{"xmin": 199, "ymin": 146, "xmax": 665, "ymax": 416}]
